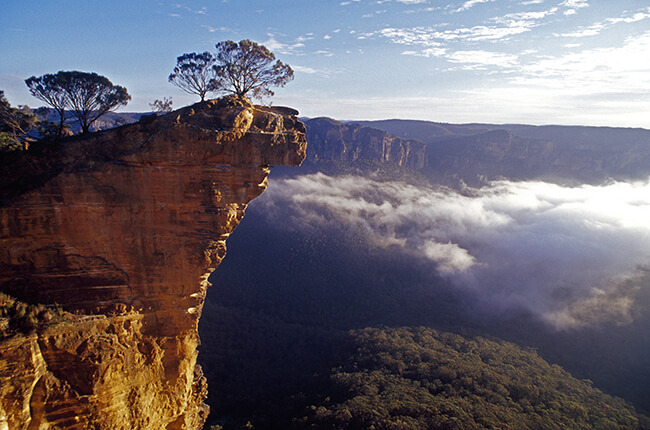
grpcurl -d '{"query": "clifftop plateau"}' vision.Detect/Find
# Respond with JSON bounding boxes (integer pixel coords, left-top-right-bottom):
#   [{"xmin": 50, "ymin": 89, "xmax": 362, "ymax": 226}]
[{"xmin": 0, "ymin": 96, "xmax": 306, "ymax": 429}]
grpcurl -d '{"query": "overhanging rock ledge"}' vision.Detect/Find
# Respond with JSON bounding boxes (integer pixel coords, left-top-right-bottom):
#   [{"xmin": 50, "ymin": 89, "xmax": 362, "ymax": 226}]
[{"xmin": 0, "ymin": 96, "xmax": 307, "ymax": 429}]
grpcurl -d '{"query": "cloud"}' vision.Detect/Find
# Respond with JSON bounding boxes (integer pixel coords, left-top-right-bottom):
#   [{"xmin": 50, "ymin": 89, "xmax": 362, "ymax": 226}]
[
  {"xmin": 363, "ymin": 15, "xmax": 541, "ymax": 46},
  {"xmin": 454, "ymin": 0, "xmax": 494, "ymax": 13},
  {"xmin": 402, "ymin": 47, "xmax": 447, "ymax": 57},
  {"xmin": 447, "ymin": 50, "xmax": 519, "ymax": 68},
  {"xmin": 257, "ymin": 173, "xmax": 650, "ymax": 329},
  {"xmin": 262, "ymin": 35, "xmax": 305, "ymax": 55},
  {"xmin": 291, "ymin": 65, "xmax": 319, "ymax": 74},
  {"xmin": 519, "ymin": 30, "xmax": 650, "ymax": 93},
  {"xmin": 172, "ymin": 3, "xmax": 208, "ymax": 15},
  {"xmin": 404, "ymin": 49, "xmax": 519, "ymax": 71},
  {"xmin": 313, "ymin": 50, "xmax": 334, "ymax": 56},
  {"xmin": 561, "ymin": 0, "xmax": 589, "ymax": 15},
  {"xmin": 202, "ymin": 25, "xmax": 231, "ymax": 33},
  {"xmin": 560, "ymin": 7, "xmax": 650, "ymax": 37},
  {"xmin": 495, "ymin": 8, "xmax": 558, "ymax": 22}
]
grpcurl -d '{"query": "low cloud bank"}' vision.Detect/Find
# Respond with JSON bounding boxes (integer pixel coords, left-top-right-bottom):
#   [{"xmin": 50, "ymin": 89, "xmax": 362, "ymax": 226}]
[{"xmin": 258, "ymin": 173, "xmax": 650, "ymax": 329}]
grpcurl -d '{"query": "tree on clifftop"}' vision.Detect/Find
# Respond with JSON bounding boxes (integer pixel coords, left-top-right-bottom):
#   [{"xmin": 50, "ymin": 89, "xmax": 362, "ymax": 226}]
[
  {"xmin": 25, "ymin": 71, "xmax": 130, "ymax": 134},
  {"xmin": 58, "ymin": 71, "xmax": 130, "ymax": 134},
  {"xmin": 0, "ymin": 91, "xmax": 36, "ymax": 150},
  {"xmin": 213, "ymin": 39, "xmax": 294, "ymax": 100},
  {"xmin": 168, "ymin": 52, "xmax": 219, "ymax": 102},
  {"xmin": 25, "ymin": 73, "xmax": 68, "ymax": 136},
  {"xmin": 149, "ymin": 97, "xmax": 173, "ymax": 114}
]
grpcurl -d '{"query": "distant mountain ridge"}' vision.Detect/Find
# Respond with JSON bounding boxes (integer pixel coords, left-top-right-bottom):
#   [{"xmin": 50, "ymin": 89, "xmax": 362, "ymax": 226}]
[
  {"xmin": 39, "ymin": 108, "xmax": 650, "ymax": 185},
  {"xmin": 348, "ymin": 119, "xmax": 650, "ymax": 184},
  {"xmin": 35, "ymin": 108, "xmax": 144, "ymax": 134}
]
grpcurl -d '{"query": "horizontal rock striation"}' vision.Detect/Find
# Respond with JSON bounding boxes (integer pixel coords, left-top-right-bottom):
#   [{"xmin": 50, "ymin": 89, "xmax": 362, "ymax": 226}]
[{"xmin": 0, "ymin": 96, "xmax": 306, "ymax": 429}]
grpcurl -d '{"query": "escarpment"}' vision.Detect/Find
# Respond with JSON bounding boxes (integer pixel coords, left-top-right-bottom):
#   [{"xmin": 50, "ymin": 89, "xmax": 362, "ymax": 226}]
[
  {"xmin": 304, "ymin": 117, "xmax": 426, "ymax": 169},
  {"xmin": 0, "ymin": 96, "xmax": 306, "ymax": 429}
]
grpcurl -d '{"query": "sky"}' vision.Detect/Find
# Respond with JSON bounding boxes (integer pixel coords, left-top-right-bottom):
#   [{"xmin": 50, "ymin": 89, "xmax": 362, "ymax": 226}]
[{"xmin": 1, "ymin": 0, "xmax": 650, "ymax": 127}]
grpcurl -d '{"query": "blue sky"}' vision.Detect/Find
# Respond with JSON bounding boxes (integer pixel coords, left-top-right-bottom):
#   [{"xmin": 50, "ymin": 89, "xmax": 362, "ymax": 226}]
[{"xmin": 2, "ymin": 0, "xmax": 649, "ymax": 127}]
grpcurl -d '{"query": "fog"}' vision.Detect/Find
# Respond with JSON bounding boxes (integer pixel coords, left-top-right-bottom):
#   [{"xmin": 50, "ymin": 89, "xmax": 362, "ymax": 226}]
[{"xmin": 258, "ymin": 173, "xmax": 650, "ymax": 330}]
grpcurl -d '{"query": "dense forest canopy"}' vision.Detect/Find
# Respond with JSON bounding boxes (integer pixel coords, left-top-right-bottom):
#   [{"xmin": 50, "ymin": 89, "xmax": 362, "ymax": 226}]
[{"xmin": 300, "ymin": 327, "xmax": 646, "ymax": 430}]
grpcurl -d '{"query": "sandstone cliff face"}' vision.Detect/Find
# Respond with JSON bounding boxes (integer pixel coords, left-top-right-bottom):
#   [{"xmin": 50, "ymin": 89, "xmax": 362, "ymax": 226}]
[
  {"xmin": 360, "ymin": 119, "xmax": 650, "ymax": 184},
  {"xmin": 0, "ymin": 96, "xmax": 306, "ymax": 429},
  {"xmin": 304, "ymin": 117, "xmax": 426, "ymax": 169}
]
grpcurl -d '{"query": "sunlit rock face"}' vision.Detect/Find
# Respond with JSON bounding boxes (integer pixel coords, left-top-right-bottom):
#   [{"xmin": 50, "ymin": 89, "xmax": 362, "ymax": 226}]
[{"xmin": 0, "ymin": 96, "xmax": 306, "ymax": 429}]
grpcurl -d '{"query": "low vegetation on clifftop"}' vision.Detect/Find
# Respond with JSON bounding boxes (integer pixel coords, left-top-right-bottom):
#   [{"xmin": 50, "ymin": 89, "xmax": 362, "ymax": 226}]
[{"xmin": 0, "ymin": 293, "xmax": 67, "ymax": 336}]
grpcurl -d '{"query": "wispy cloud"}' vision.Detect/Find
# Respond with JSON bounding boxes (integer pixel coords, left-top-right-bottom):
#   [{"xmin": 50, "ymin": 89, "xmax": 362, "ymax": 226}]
[
  {"xmin": 403, "ymin": 48, "xmax": 519, "ymax": 70},
  {"xmin": 263, "ymin": 34, "xmax": 306, "ymax": 55},
  {"xmin": 173, "ymin": 3, "xmax": 208, "ymax": 15},
  {"xmin": 313, "ymin": 50, "xmax": 335, "ymax": 57},
  {"xmin": 402, "ymin": 47, "xmax": 447, "ymax": 57},
  {"xmin": 376, "ymin": 0, "xmax": 430, "ymax": 3},
  {"xmin": 201, "ymin": 24, "xmax": 231, "ymax": 33},
  {"xmin": 561, "ymin": 0, "xmax": 589, "ymax": 15},
  {"xmin": 494, "ymin": 7, "xmax": 558, "ymax": 22},
  {"xmin": 362, "ymin": 20, "xmax": 534, "ymax": 46},
  {"xmin": 561, "ymin": 7, "xmax": 650, "ymax": 37},
  {"xmin": 519, "ymin": 30, "xmax": 650, "ymax": 93},
  {"xmin": 454, "ymin": 0, "xmax": 494, "ymax": 13},
  {"xmin": 447, "ymin": 50, "xmax": 519, "ymax": 68},
  {"xmin": 292, "ymin": 65, "xmax": 319, "ymax": 74}
]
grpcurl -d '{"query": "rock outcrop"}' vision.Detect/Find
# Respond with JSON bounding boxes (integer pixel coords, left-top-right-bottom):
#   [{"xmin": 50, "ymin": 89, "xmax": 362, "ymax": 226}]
[{"xmin": 0, "ymin": 96, "xmax": 306, "ymax": 429}]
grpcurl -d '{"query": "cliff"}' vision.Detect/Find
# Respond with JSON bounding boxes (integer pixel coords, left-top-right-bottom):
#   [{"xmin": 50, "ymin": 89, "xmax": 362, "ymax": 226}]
[
  {"xmin": 304, "ymin": 118, "xmax": 426, "ymax": 169},
  {"xmin": 360, "ymin": 119, "xmax": 650, "ymax": 185},
  {"xmin": 0, "ymin": 96, "xmax": 306, "ymax": 429}
]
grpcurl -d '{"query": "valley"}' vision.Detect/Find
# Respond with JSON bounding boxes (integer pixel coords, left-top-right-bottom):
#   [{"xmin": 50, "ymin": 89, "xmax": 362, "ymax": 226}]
[{"xmin": 198, "ymin": 117, "xmax": 650, "ymax": 428}]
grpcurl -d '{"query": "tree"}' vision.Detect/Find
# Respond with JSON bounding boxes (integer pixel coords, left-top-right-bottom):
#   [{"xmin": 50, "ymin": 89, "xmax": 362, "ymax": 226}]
[
  {"xmin": 57, "ymin": 71, "xmax": 130, "ymax": 134},
  {"xmin": 150, "ymin": 97, "xmax": 173, "ymax": 114},
  {"xmin": 213, "ymin": 40, "xmax": 294, "ymax": 100},
  {"xmin": 25, "ymin": 73, "xmax": 68, "ymax": 135},
  {"xmin": 168, "ymin": 52, "xmax": 219, "ymax": 102},
  {"xmin": 25, "ymin": 71, "xmax": 130, "ymax": 134},
  {"xmin": 0, "ymin": 91, "xmax": 38, "ymax": 150}
]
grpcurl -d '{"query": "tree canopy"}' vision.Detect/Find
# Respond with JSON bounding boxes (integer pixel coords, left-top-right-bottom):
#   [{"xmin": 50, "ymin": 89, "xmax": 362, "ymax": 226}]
[
  {"xmin": 1, "ymin": 91, "xmax": 34, "ymax": 150},
  {"xmin": 0, "ymin": 91, "xmax": 57, "ymax": 151},
  {"xmin": 299, "ymin": 327, "xmax": 647, "ymax": 430},
  {"xmin": 150, "ymin": 97, "xmax": 173, "ymax": 114},
  {"xmin": 169, "ymin": 40, "xmax": 294, "ymax": 102},
  {"xmin": 25, "ymin": 74, "xmax": 68, "ymax": 136},
  {"xmin": 168, "ymin": 52, "xmax": 219, "ymax": 102},
  {"xmin": 213, "ymin": 39, "xmax": 294, "ymax": 100},
  {"xmin": 25, "ymin": 71, "xmax": 130, "ymax": 134}
]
